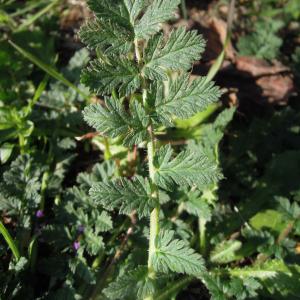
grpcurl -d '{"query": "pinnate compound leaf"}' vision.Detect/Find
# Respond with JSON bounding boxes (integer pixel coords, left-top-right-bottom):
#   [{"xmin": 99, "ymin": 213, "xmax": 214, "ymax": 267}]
[
  {"xmin": 153, "ymin": 145, "xmax": 222, "ymax": 190},
  {"xmin": 229, "ymin": 259, "xmax": 300, "ymax": 279},
  {"xmin": 90, "ymin": 176, "xmax": 156, "ymax": 218},
  {"xmin": 210, "ymin": 240, "xmax": 242, "ymax": 264},
  {"xmin": 95, "ymin": 211, "xmax": 113, "ymax": 232},
  {"xmin": 104, "ymin": 266, "xmax": 156, "ymax": 300},
  {"xmin": 123, "ymin": 0, "xmax": 148, "ymax": 22},
  {"xmin": 143, "ymin": 27, "xmax": 205, "ymax": 80},
  {"xmin": 83, "ymin": 100, "xmax": 128, "ymax": 137},
  {"xmin": 155, "ymin": 74, "xmax": 222, "ymax": 120},
  {"xmin": 81, "ymin": 59, "xmax": 141, "ymax": 96},
  {"xmin": 152, "ymin": 230, "xmax": 205, "ymax": 276},
  {"xmin": 83, "ymin": 99, "xmax": 149, "ymax": 146},
  {"xmin": 183, "ymin": 190, "xmax": 212, "ymax": 220},
  {"xmin": 134, "ymin": 0, "xmax": 180, "ymax": 39},
  {"xmin": 194, "ymin": 107, "xmax": 236, "ymax": 160},
  {"xmin": 87, "ymin": 0, "xmax": 132, "ymax": 29},
  {"xmin": 229, "ymin": 259, "xmax": 300, "ymax": 297},
  {"xmin": 79, "ymin": 20, "xmax": 133, "ymax": 54},
  {"xmin": 203, "ymin": 274, "xmax": 261, "ymax": 300}
]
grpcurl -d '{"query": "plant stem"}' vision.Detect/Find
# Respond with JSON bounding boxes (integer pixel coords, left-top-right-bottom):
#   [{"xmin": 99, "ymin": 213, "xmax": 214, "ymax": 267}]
[
  {"xmin": 0, "ymin": 221, "xmax": 20, "ymax": 261},
  {"xmin": 199, "ymin": 218, "xmax": 207, "ymax": 256},
  {"xmin": 135, "ymin": 36, "xmax": 160, "ymax": 295},
  {"xmin": 155, "ymin": 276, "xmax": 194, "ymax": 300},
  {"xmin": 181, "ymin": 0, "xmax": 188, "ymax": 20},
  {"xmin": 19, "ymin": 134, "xmax": 26, "ymax": 155},
  {"xmin": 103, "ymin": 138, "xmax": 112, "ymax": 160},
  {"xmin": 147, "ymin": 127, "xmax": 160, "ymax": 279},
  {"xmin": 40, "ymin": 170, "xmax": 49, "ymax": 210}
]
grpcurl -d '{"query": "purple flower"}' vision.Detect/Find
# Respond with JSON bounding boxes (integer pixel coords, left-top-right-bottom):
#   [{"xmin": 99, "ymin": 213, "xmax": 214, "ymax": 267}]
[
  {"xmin": 73, "ymin": 241, "xmax": 80, "ymax": 251},
  {"xmin": 77, "ymin": 225, "xmax": 85, "ymax": 233},
  {"xmin": 36, "ymin": 210, "xmax": 44, "ymax": 218}
]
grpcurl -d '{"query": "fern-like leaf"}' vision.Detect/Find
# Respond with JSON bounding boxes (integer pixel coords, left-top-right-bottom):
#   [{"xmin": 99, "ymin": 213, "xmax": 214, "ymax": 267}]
[
  {"xmin": 104, "ymin": 266, "xmax": 156, "ymax": 300},
  {"xmin": 123, "ymin": 0, "xmax": 147, "ymax": 23},
  {"xmin": 210, "ymin": 240, "xmax": 242, "ymax": 264},
  {"xmin": 87, "ymin": 0, "xmax": 132, "ymax": 29},
  {"xmin": 153, "ymin": 145, "xmax": 222, "ymax": 190},
  {"xmin": 81, "ymin": 58, "xmax": 141, "ymax": 96},
  {"xmin": 95, "ymin": 211, "xmax": 113, "ymax": 232},
  {"xmin": 229, "ymin": 259, "xmax": 300, "ymax": 279},
  {"xmin": 182, "ymin": 189, "xmax": 212, "ymax": 220},
  {"xmin": 79, "ymin": 20, "xmax": 133, "ymax": 54},
  {"xmin": 83, "ymin": 99, "xmax": 149, "ymax": 146},
  {"xmin": 90, "ymin": 176, "xmax": 156, "ymax": 218},
  {"xmin": 228, "ymin": 259, "xmax": 300, "ymax": 298},
  {"xmin": 143, "ymin": 28, "xmax": 205, "ymax": 80},
  {"xmin": 155, "ymin": 74, "xmax": 222, "ymax": 120},
  {"xmin": 152, "ymin": 230, "xmax": 205, "ymax": 276},
  {"xmin": 134, "ymin": 0, "xmax": 180, "ymax": 39}
]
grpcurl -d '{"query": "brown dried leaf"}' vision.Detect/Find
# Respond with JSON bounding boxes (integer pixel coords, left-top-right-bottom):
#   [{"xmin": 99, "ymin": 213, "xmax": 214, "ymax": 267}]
[
  {"xmin": 256, "ymin": 75, "xmax": 294, "ymax": 105},
  {"xmin": 235, "ymin": 56, "xmax": 290, "ymax": 77}
]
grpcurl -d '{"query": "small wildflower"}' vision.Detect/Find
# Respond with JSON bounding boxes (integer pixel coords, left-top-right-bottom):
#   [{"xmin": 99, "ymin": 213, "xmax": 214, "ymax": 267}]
[
  {"xmin": 36, "ymin": 210, "xmax": 44, "ymax": 218},
  {"xmin": 73, "ymin": 241, "xmax": 80, "ymax": 251},
  {"xmin": 77, "ymin": 225, "xmax": 85, "ymax": 233}
]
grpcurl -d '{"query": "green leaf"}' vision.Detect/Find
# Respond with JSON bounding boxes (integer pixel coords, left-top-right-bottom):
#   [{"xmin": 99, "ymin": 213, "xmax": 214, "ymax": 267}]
[
  {"xmin": 210, "ymin": 240, "xmax": 242, "ymax": 264},
  {"xmin": 188, "ymin": 107, "xmax": 236, "ymax": 160},
  {"xmin": 79, "ymin": 19, "xmax": 133, "ymax": 54},
  {"xmin": 249, "ymin": 209, "xmax": 287, "ymax": 234},
  {"xmin": 8, "ymin": 40, "xmax": 89, "ymax": 101},
  {"xmin": 229, "ymin": 259, "xmax": 299, "ymax": 279},
  {"xmin": 77, "ymin": 160, "xmax": 116, "ymax": 190},
  {"xmin": 124, "ymin": 0, "xmax": 148, "ymax": 22},
  {"xmin": 202, "ymin": 274, "xmax": 227, "ymax": 300},
  {"xmin": 155, "ymin": 74, "xmax": 222, "ymax": 121},
  {"xmin": 135, "ymin": 0, "xmax": 180, "ymax": 39},
  {"xmin": 3, "ymin": 155, "xmax": 42, "ymax": 208},
  {"xmin": 143, "ymin": 28, "xmax": 206, "ymax": 80},
  {"xmin": 83, "ymin": 99, "xmax": 149, "ymax": 146},
  {"xmin": 228, "ymin": 260, "xmax": 300, "ymax": 298},
  {"xmin": 203, "ymin": 274, "xmax": 261, "ymax": 300},
  {"xmin": 152, "ymin": 230, "xmax": 205, "ymax": 276},
  {"xmin": 237, "ymin": 19, "xmax": 283, "ymax": 61},
  {"xmin": 182, "ymin": 190, "xmax": 212, "ymax": 220},
  {"xmin": 73, "ymin": 258, "xmax": 96, "ymax": 284},
  {"xmin": 81, "ymin": 58, "xmax": 141, "ymax": 96},
  {"xmin": 0, "ymin": 143, "xmax": 14, "ymax": 164},
  {"xmin": 90, "ymin": 176, "xmax": 156, "ymax": 218},
  {"xmin": 153, "ymin": 145, "xmax": 222, "ymax": 190},
  {"xmin": 87, "ymin": 0, "xmax": 132, "ymax": 29},
  {"xmin": 104, "ymin": 266, "xmax": 156, "ymax": 300},
  {"xmin": 276, "ymin": 196, "xmax": 300, "ymax": 220},
  {"xmin": 84, "ymin": 229, "xmax": 105, "ymax": 255},
  {"xmin": 95, "ymin": 211, "xmax": 113, "ymax": 232}
]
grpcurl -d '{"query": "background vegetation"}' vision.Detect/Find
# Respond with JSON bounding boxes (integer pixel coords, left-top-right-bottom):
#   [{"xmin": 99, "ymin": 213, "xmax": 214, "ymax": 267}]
[{"xmin": 0, "ymin": 0, "xmax": 300, "ymax": 299}]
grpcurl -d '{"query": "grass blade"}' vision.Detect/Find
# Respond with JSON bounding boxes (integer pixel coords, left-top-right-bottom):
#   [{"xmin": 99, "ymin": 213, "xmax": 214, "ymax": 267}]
[
  {"xmin": 0, "ymin": 220, "xmax": 20, "ymax": 261},
  {"xmin": 206, "ymin": 0, "xmax": 235, "ymax": 82},
  {"xmin": 8, "ymin": 40, "xmax": 90, "ymax": 101},
  {"xmin": 18, "ymin": 0, "xmax": 60, "ymax": 31}
]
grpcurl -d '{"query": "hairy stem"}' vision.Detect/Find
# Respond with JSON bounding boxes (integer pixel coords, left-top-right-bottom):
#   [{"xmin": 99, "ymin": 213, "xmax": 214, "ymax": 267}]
[
  {"xmin": 136, "ymin": 36, "xmax": 160, "ymax": 297},
  {"xmin": 147, "ymin": 126, "xmax": 160, "ymax": 278},
  {"xmin": 199, "ymin": 218, "xmax": 207, "ymax": 256}
]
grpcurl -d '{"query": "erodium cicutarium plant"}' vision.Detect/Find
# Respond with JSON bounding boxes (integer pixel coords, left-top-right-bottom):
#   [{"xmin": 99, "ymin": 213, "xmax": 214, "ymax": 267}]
[{"xmin": 80, "ymin": 0, "xmax": 222, "ymax": 299}]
